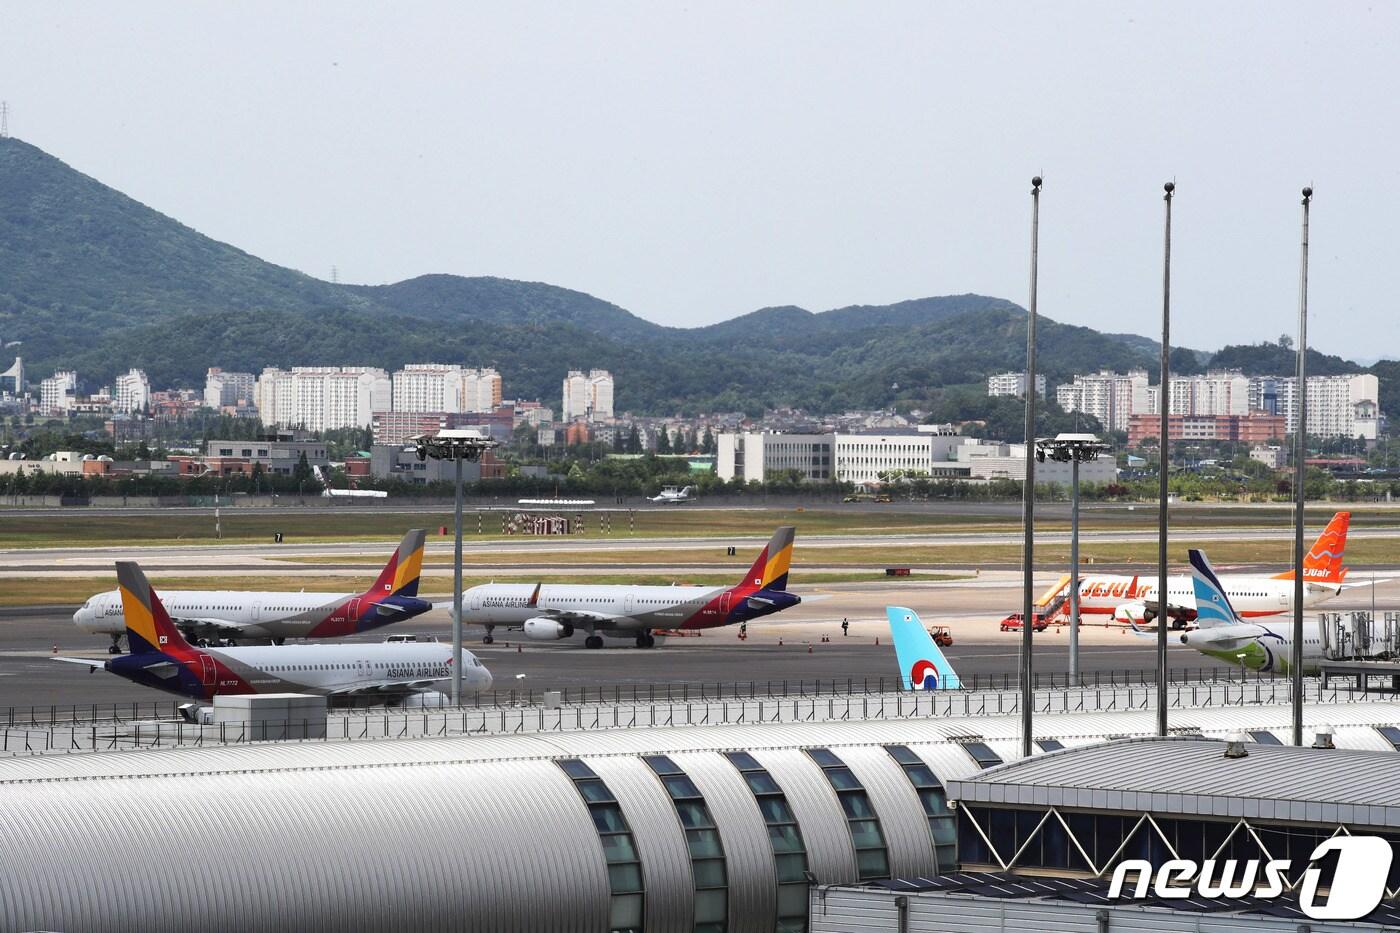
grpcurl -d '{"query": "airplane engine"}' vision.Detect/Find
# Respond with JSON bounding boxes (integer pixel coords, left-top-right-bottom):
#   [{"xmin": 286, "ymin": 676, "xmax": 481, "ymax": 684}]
[
  {"xmin": 1113, "ymin": 602, "xmax": 1149, "ymax": 625},
  {"xmin": 391, "ymin": 691, "xmax": 450, "ymax": 709},
  {"xmin": 523, "ymin": 618, "xmax": 574, "ymax": 640}
]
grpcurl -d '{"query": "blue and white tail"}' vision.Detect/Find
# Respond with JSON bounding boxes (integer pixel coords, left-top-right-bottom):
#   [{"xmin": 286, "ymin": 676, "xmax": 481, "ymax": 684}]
[
  {"xmin": 886, "ymin": 606, "xmax": 962, "ymax": 690},
  {"xmin": 1188, "ymin": 549, "xmax": 1242, "ymax": 629}
]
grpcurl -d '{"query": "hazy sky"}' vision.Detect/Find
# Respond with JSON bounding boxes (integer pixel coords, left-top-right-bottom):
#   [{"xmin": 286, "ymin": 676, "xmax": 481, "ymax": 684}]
[{"xmin": 2, "ymin": 2, "xmax": 1396, "ymax": 359}]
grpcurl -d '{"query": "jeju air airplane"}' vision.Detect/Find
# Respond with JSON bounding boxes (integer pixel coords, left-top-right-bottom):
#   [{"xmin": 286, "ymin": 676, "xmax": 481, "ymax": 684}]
[
  {"xmin": 55, "ymin": 561, "xmax": 492, "ymax": 703},
  {"xmin": 457, "ymin": 526, "xmax": 799, "ymax": 648},
  {"xmin": 1036, "ymin": 511, "xmax": 1353, "ymax": 629},
  {"xmin": 886, "ymin": 606, "xmax": 963, "ymax": 691},
  {"xmin": 73, "ymin": 529, "xmax": 431, "ymax": 652}
]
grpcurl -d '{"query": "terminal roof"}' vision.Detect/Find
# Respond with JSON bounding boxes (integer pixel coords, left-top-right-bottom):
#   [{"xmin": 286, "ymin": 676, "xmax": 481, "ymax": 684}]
[{"xmin": 947, "ymin": 735, "xmax": 1400, "ymax": 829}]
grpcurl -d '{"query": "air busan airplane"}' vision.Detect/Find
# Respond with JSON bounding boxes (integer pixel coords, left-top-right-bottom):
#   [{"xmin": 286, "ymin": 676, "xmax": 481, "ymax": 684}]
[
  {"xmin": 55, "ymin": 561, "xmax": 492, "ymax": 703},
  {"xmin": 74, "ymin": 529, "xmax": 431, "ymax": 652},
  {"xmin": 457, "ymin": 526, "xmax": 799, "ymax": 648},
  {"xmin": 1039, "ymin": 511, "xmax": 1352, "ymax": 628},
  {"xmin": 887, "ymin": 607, "xmax": 963, "ymax": 691},
  {"xmin": 1170, "ymin": 548, "xmax": 1325, "ymax": 675}
]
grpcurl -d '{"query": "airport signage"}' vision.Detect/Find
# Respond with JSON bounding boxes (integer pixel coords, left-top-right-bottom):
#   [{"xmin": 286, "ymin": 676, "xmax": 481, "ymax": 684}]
[{"xmin": 1107, "ymin": 837, "xmax": 1394, "ymax": 920}]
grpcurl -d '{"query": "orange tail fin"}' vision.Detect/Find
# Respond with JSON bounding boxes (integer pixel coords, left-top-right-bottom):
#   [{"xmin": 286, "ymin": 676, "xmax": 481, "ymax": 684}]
[{"xmin": 1271, "ymin": 511, "xmax": 1349, "ymax": 584}]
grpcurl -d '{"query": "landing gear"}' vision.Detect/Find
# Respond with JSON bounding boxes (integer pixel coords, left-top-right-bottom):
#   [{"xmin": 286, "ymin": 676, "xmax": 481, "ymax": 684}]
[
  {"xmin": 634, "ymin": 633, "xmax": 656, "ymax": 649},
  {"xmin": 585, "ymin": 635, "xmax": 605, "ymax": 649},
  {"xmin": 107, "ymin": 634, "xmax": 124, "ymax": 655},
  {"xmin": 272, "ymin": 637, "xmax": 286, "ymax": 646},
  {"xmin": 483, "ymin": 626, "xmax": 495, "ymax": 645}
]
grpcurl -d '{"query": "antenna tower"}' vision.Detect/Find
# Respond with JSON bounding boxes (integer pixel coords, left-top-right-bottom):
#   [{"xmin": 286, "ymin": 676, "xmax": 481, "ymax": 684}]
[
  {"xmin": 1, "ymin": 102, "xmax": 9, "ymax": 139},
  {"xmin": 331, "ymin": 265, "xmax": 339, "ymax": 284}
]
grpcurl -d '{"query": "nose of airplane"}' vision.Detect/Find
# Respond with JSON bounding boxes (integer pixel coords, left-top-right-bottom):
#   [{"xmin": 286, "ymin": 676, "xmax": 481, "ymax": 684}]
[{"xmin": 72, "ymin": 604, "xmax": 88, "ymax": 629}]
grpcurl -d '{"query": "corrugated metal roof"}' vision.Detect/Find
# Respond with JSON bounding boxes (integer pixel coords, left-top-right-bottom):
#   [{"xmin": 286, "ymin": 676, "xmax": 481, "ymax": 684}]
[
  {"xmin": 949, "ymin": 735, "xmax": 1400, "ymax": 829},
  {"xmin": 5, "ymin": 702, "xmax": 1397, "ymax": 784}
]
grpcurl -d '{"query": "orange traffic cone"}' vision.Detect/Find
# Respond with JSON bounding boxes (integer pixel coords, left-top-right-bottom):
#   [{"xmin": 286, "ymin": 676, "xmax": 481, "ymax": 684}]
[{"xmin": 807, "ymin": 643, "xmax": 813, "ymax": 654}]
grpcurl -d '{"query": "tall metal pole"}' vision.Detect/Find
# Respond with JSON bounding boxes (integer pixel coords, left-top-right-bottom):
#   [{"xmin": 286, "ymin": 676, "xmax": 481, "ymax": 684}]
[
  {"xmin": 1021, "ymin": 176, "xmax": 1042, "ymax": 758},
  {"xmin": 1292, "ymin": 186, "xmax": 1312, "ymax": 745},
  {"xmin": 453, "ymin": 455, "xmax": 464, "ymax": 705},
  {"xmin": 1157, "ymin": 181, "xmax": 1174, "ymax": 737},
  {"xmin": 1069, "ymin": 456, "xmax": 1080, "ymax": 683}
]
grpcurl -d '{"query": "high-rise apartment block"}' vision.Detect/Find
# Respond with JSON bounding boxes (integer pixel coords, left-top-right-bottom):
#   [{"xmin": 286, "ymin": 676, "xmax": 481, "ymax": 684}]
[
  {"xmin": 1055, "ymin": 370, "xmax": 1149, "ymax": 432},
  {"xmin": 391, "ymin": 365, "xmax": 502, "ymax": 414},
  {"xmin": 203, "ymin": 368, "xmax": 256, "ymax": 409},
  {"xmin": 986, "ymin": 372, "xmax": 1046, "ymax": 398},
  {"xmin": 113, "ymin": 369, "xmax": 151, "ymax": 414},
  {"xmin": 39, "ymin": 371, "xmax": 77, "ymax": 416},
  {"xmin": 255, "ymin": 367, "xmax": 392, "ymax": 431},
  {"xmin": 562, "ymin": 369, "xmax": 614, "ymax": 421}
]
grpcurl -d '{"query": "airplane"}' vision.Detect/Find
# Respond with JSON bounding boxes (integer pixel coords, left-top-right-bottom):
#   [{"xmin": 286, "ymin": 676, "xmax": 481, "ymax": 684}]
[
  {"xmin": 55, "ymin": 561, "xmax": 493, "ymax": 704},
  {"xmin": 1144, "ymin": 548, "xmax": 1325, "ymax": 675},
  {"xmin": 74, "ymin": 529, "xmax": 431, "ymax": 652},
  {"xmin": 649, "ymin": 485, "xmax": 696, "ymax": 505},
  {"xmin": 1037, "ymin": 511, "xmax": 1353, "ymax": 628},
  {"xmin": 313, "ymin": 464, "xmax": 388, "ymax": 499},
  {"xmin": 456, "ymin": 526, "xmax": 800, "ymax": 648},
  {"xmin": 886, "ymin": 606, "xmax": 963, "ymax": 690}
]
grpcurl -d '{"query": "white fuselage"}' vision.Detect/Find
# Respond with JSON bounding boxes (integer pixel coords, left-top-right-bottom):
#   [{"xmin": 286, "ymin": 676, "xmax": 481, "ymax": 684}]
[
  {"xmin": 207, "ymin": 642, "xmax": 493, "ymax": 695},
  {"xmin": 75, "ymin": 589, "xmax": 355, "ymax": 636},
  {"xmin": 1070, "ymin": 574, "xmax": 1336, "ymax": 621},
  {"xmin": 465, "ymin": 583, "xmax": 728, "ymax": 631},
  {"xmin": 1178, "ymin": 618, "xmax": 1327, "ymax": 675}
]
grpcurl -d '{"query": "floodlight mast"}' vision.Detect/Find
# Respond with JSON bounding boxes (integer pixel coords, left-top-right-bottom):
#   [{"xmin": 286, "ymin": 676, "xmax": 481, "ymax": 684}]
[
  {"xmin": 1035, "ymin": 434, "xmax": 1110, "ymax": 682},
  {"xmin": 413, "ymin": 430, "xmax": 500, "ymax": 705}
]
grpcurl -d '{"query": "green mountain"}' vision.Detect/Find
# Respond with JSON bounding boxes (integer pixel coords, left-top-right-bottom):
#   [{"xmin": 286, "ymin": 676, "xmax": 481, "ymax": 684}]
[{"xmin": 1, "ymin": 136, "xmax": 1389, "ymax": 417}]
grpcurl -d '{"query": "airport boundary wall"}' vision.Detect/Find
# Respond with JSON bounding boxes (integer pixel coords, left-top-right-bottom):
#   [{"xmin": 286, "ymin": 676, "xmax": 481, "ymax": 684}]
[{"xmin": 3, "ymin": 678, "xmax": 1390, "ymax": 757}]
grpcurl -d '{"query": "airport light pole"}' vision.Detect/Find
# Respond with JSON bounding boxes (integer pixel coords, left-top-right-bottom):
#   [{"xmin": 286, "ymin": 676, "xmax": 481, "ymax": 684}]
[
  {"xmin": 1035, "ymin": 434, "xmax": 1110, "ymax": 683},
  {"xmin": 1157, "ymin": 181, "xmax": 1174, "ymax": 738},
  {"xmin": 1021, "ymin": 176, "xmax": 1042, "ymax": 759},
  {"xmin": 414, "ymin": 429, "xmax": 500, "ymax": 705},
  {"xmin": 1292, "ymin": 187, "xmax": 1312, "ymax": 746}
]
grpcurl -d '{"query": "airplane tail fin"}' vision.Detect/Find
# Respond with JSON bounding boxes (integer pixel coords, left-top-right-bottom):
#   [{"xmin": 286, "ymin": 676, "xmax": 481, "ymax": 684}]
[
  {"xmin": 369, "ymin": 529, "xmax": 427, "ymax": 598},
  {"xmin": 1188, "ymin": 549, "xmax": 1242, "ymax": 628},
  {"xmin": 1271, "ymin": 510, "xmax": 1350, "ymax": 586},
  {"xmin": 741, "ymin": 526, "xmax": 796, "ymax": 591},
  {"xmin": 116, "ymin": 561, "xmax": 193, "ymax": 656},
  {"xmin": 886, "ymin": 606, "xmax": 962, "ymax": 690}
]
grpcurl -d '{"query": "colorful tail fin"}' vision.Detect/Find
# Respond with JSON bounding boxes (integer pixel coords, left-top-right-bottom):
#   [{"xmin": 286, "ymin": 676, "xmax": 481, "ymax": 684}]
[
  {"xmin": 116, "ymin": 561, "xmax": 194, "ymax": 656},
  {"xmin": 1271, "ymin": 511, "xmax": 1349, "ymax": 585},
  {"xmin": 886, "ymin": 606, "xmax": 962, "ymax": 690},
  {"xmin": 741, "ymin": 526, "xmax": 796, "ymax": 591},
  {"xmin": 369, "ymin": 529, "xmax": 427, "ymax": 598},
  {"xmin": 1188, "ymin": 549, "xmax": 1242, "ymax": 629}
]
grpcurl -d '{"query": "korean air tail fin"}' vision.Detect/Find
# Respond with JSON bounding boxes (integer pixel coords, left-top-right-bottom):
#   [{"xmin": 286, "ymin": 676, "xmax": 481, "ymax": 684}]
[
  {"xmin": 1271, "ymin": 510, "xmax": 1349, "ymax": 586},
  {"xmin": 886, "ymin": 606, "xmax": 962, "ymax": 690},
  {"xmin": 1188, "ymin": 549, "xmax": 1242, "ymax": 629},
  {"xmin": 115, "ymin": 561, "xmax": 194, "ymax": 656},
  {"xmin": 369, "ymin": 529, "xmax": 427, "ymax": 598},
  {"xmin": 741, "ymin": 526, "xmax": 795, "ymax": 591}
]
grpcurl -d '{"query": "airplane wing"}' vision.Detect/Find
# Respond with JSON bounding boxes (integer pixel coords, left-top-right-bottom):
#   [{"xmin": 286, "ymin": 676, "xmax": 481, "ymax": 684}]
[
  {"xmin": 51, "ymin": 656, "xmax": 109, "ymax": 672},
  {"xmin": 329, "ymin": 680, "xmax": 439, "ymax": 696},
  {"xmin": 532, "ymin": 607, "xmax": 622, "ymax": 624},
  {"xmin": 169, "ymin": 617, "xmax": 272, "ymax": 640}
]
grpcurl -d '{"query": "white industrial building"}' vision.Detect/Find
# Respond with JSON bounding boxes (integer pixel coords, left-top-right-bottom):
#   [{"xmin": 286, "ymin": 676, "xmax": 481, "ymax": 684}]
[
  {"xmin": 957, "ymin": 441, "xmax": 1117, "ymax": 485},
  {"xmin": 3, "ymin": 705, "xmax": 1398, "ymax": 933},
  {"xmin": 38, "ymin": 369, "xmax": 77, "ymax": 415},
  {"xmin": 203, "ymin": 368, "xmax": 255, "ymax": 409},
  {"xmin": 0, "ymin": 356, "xmax": 23, "ymax": 396},
  {"xmin": 833, "ymin": 428, "xmax": 965, "ymax": 485},
  {"xmin": 1249, "ymin": 373, "xmax": 1381, "ymax": 440},
  {"xmin": 563, "ymin": 369, "xmax": 615, "ymax": 421},
  {"xmin": 986, "ymin": 372, "xmax": 1045, "ymax": 398},
  {"xmin": 1055, "ymin": 370, "xmax": 1149, "ymax": 432},
  {"xmin": 255, "ymin": 366, "xmax": 393, "ymax": 431},
  {"xmin": 391, "ymin": 364, "xmax": 502, "ymax": 414}
]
